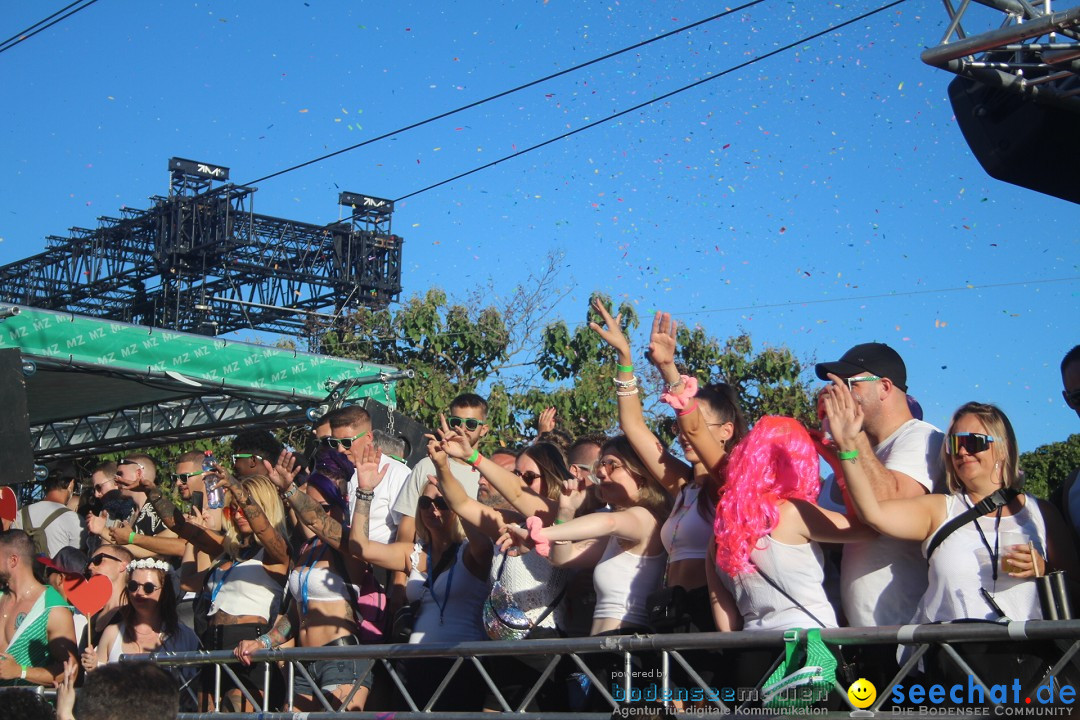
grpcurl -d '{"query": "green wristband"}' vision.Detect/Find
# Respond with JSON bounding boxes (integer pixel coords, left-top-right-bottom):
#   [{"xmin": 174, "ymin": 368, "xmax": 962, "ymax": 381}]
[
  {"xmin": 616, "ymin": 363, "xmax": 634, "ymax": 374},
  {"xmin": 128, "ymin": 531, "xmax": 138, "ymax": 545},
  {"xmin": 838, "ymin": 450, "xmax": 859, "ymax": 462},
  {"xmin": 466, "ymin": 448, "xmax": 481, "ymax": 466}
]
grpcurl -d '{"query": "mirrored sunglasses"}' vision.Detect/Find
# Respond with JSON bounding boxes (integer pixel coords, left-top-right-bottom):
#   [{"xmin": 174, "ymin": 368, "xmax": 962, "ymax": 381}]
[{"xmin": 946, "ymin": 432, "xmax": 996, "ymax": 456}]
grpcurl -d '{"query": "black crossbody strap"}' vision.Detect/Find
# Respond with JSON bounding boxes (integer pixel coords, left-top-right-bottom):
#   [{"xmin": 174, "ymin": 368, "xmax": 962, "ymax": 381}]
[
  {"xmin": 926, "ymin": 487, "xmax": 1020, "ymax": 560},
  {"xmin": 753, "ymin": 562, "xmax": 828, "ymax": 629}
]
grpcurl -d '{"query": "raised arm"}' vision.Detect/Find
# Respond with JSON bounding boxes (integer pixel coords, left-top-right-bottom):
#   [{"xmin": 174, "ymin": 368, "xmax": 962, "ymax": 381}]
[
  {"xmin": 590, "ymin": 298, "xmax": 691, "ymax": 494},
  {"xmin": 347, "ymin": 448, "xmax": 414, "ymax": 574},
  {"xmin": 427, "ymin": 437, "xmax": 506, "ymax": 540},
  {"xmin": 823, "ymin": 379, "xmax": 942, "ymax": 541},
  {"xmin": 217, "ymin": 467, "xmax": 290, "ymax": 568},
  {"xmin": 651, "ymin": 311, "xmax": 727, "ymax": 478},
  {"xmin": 144, "ymin": 481, "xmax": 225, "ymax": 558},
  {"xmin": 437, "ymin": 415, "xmax": 557, "ymax": 522},
  {"xmin": 266, "ymin": 451, "xmax": 347, "ymax": 551}
]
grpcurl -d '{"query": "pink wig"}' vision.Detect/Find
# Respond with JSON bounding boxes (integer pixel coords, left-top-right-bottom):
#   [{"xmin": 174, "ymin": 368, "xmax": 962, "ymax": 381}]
[{"xmin": 714, "ymin": 416, "xmax": 821, "ymax": 577}]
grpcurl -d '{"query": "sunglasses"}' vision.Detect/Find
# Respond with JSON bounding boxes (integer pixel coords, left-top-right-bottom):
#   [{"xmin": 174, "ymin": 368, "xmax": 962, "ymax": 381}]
[
  {"xmin": 126, "ymin": 580, "xmax": 161, "ymax": 595},
  {"xmin": 845, "ymin": 375, "xmax": 881, "ymax": 392},
  {"xmin": 320, "ymin": 503, "xmax": 333, "ymax": 513},
  {"xmin": 417, "ymin": 496, "xmax": 449, "ymax": 512},
  {"xmin": 89, "ymin": 553, "xmax": 123, "ymax": 568},
  {"xmin": 668, "ymin": 419, "xmax": 731, "ymax": 435},
  {"xmin": 447, "ymin": 416, "xmax": 486, "ymax": 432},
  {"xmin": 513, "ymin": 470, "xmax": 543, "ymax": 484},
  {"xmin": 594, "ymin": 458, "xmax": 624, "ymax": 473},
  {"xmin": 231, "ymin": 453, "xmax": 264, "ymax": 464},
  {"xmin": 170, "ymin": 471, "xmax": 205, "ymax": 484},
  {"xmin": 93, "ymin": 481, "xmax": 115, "ymax": 493},
  {"xmin": 946, "ymin": 433, "xmax": 997, "ymax": 456},
  {"xmin": 323, "ymin": 432, "xmax": 368, "ymax": 450}
]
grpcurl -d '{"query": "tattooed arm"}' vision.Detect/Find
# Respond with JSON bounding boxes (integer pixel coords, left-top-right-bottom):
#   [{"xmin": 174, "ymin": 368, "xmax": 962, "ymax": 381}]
[
  {"xmin": 286, "ymin": 490, "xmax": 346, "ymax": 551},
  {"xmin": 219, "ymin": 469, "xmax": 291, "ymax": 568},
  {"xmin": 145, "ymin": 486, "xmax": 225, "ymax": 557}
]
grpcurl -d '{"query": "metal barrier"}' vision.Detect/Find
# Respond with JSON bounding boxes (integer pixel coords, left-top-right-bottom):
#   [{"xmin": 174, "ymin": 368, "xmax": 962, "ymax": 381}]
[{"xmin": 103, "ymin": 619, "xmax": 1080, "ymax": 719}]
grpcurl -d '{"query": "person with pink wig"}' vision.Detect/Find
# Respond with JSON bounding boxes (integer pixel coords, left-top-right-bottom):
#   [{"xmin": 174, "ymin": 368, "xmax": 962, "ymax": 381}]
[{"xmin": 705, "ymin": 416, "xmax": 872, "ymax": 633}]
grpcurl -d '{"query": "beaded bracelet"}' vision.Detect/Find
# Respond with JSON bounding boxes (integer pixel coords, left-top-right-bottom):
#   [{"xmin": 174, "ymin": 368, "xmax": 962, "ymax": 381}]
[
  {"xmin": 660, "ymin": 375, "xmax": 699, "ymax": 410},
  {"xmin": 616, "ymin": 389, "xmax": 639, "ymax": 397},
  {"xmin": 612, "ymin": 376, "xmax": 638, "ymax": 389}
]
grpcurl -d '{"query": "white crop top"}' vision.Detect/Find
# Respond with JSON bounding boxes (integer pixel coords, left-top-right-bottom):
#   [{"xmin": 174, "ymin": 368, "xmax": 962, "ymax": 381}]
[
  {"xmin": 208, "ymin": 549, "xmax": 281, "ymax": 618},
  {"xmin": 660, "ymin": 484, "xmax": 713, "ymax": 563},
  {"xmin": 287, "ymin": 547, "xmax": 353, "ymax": 610},
  {"xmin": 592, "ymin": 535, "xmax": 666, "ymax": 627}
]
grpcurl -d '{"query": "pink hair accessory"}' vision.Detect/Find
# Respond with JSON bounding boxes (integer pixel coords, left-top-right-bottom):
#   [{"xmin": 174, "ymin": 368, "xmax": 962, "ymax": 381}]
[
  {"xmin": 660, "ymin": 375, "xmax": 699, "ymax": 410},
  {"xmin": 525, "ymin": 516, "xmax": 551, "ymax": 558}
]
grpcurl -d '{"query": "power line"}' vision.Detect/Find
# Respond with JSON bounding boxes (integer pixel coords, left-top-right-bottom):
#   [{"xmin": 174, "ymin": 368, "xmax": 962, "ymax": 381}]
[
  {"xmin": 241, "ymin": 0, "xmax": 767, "ymax": 186},
  {"xmin": 395, "ymin": 0, "xmax": 907, "ymax": 203},
  {"xmin": 0, "ymin": 0, "xmax": 101, "ymax": 55},
  {"xmin": 325, "ymin": 276, "xmax": 1079, "ymax": 346},
  {"xmin": 673, "ymin": 276, "xmax": 1080, "ymax": 317}
]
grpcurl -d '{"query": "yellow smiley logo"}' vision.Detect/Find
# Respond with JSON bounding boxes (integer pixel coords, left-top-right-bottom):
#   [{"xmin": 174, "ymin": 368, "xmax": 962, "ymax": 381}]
[{"xmin": 847, "ymin": 678, "xmax": 877, "ymax": 709}]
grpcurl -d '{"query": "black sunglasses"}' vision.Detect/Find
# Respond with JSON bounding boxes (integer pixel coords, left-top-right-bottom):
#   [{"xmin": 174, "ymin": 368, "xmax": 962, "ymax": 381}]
[
  {"xmin": 89, "ymin": 553, "xmax": 123, "ymax": 567},
  {"xmin": 126, "ymin": 580, "xmax": 161, "ymax": 595},
  {"xmin": 513, "ymin": 469, "xmax": 543, "ymax": 484},
  {"xmin": 417, "ymin": 496, "xmax": 449, "ymax": 512},
  {"xmin": 170, "ymin": 471, "xmax": 205, "ymax": 484},
  {"xmin": 946, "ymin": 433, "xmax": 997, "ymax": 456},
  {"xmin": 447, "ymin": 416, "xmax": 486, "ymax": 432}
]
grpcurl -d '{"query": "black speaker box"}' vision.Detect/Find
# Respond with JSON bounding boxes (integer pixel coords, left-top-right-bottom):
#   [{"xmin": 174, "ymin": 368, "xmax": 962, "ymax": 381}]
[
  {"xmin": 948, "ymin": 75, "xmax": 1080, "ymax": 204},
  {"xmin": 0, "ymin": 349, "xmax": 34, "ymax": 486}
]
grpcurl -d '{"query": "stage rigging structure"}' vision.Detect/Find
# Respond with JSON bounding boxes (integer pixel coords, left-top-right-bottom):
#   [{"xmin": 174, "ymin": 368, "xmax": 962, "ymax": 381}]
[
  {"xmin": 0, "ymin": 158, "xmax": 404, "ymax": 337},
  {"xmin": 922, "ymin": 0, "xmax": 1080, "ymax": 203}
]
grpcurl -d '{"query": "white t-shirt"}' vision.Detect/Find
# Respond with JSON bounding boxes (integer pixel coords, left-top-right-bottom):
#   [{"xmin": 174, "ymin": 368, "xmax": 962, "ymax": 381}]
[
  {"xmin": 14, "ymin": 500, "xmax": 84, "ymax": 557},
  {"xmin": 392, "ymin": 456, "xmax": 481, "ymax": 520},
  {"xmin": 840, "ymin": 418, "xmax": 945, "ymax": 627},
  {"xmin": 347, "ymin": 454, "xmax": 411, "ymax": 544}
]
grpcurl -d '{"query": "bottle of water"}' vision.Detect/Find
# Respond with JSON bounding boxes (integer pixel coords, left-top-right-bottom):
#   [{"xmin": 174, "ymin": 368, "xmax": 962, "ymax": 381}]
[{"xmin": 204, "ymin": 451, "xmax": 225, "ymax": 509}]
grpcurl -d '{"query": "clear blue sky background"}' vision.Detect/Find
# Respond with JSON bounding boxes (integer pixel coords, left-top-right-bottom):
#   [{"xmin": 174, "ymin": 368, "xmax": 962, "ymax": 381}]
[{"xmin": 1, "ymin": 1, "xmax": 1076, "ymax": 452}]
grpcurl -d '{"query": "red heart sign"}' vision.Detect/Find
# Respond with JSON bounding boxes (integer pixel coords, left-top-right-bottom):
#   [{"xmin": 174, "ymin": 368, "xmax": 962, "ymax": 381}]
[
  {"xmin": 0, "ymin": 486, "xmax": 16, "ymax": 523},
  {"xmin": 65, "ymin": 574, "xmax": 112, "ymax": 618}
]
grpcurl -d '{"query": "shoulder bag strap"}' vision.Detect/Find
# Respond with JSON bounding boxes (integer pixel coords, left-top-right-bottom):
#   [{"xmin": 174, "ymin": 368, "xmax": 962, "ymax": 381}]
[
  {"xmin": 925, "ymin": 487, "xmax": 1020, "ymax": 560},
  {"xmin": 753, "ymin": 561, "xmax": 828, "ymax": 629}
]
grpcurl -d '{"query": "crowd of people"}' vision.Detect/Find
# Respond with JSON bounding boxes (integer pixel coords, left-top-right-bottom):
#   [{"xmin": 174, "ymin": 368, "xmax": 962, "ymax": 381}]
[{"xmin": 1, "ymin": 300, "xmax": 1079, "ymax": 716}]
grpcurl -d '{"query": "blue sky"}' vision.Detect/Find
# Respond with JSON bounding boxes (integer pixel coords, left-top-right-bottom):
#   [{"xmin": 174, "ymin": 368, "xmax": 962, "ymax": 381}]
[{"xmin": 1, "ymin": 1, "xmax": 1076, "ymax": 452}]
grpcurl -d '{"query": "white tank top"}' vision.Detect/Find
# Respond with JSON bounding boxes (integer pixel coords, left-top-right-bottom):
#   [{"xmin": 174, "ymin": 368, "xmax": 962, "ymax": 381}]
[
  {"xmin": 208, "ymin": 549, "xmax": 281, "ymax": 618},
  {"xmin": 913, "ymin": 493, "xmax": 1046, "ymax": 624},
  {"xmin": 592, "ymin": 535, "xmax": 666, "ymax": 627},
  {"xmin": 660, "ymin": 484, "xmax": 713, "ymax": 563},
  {"xmin": 720, "ymin": 535, "xmax": 837, "ymax": 631},
  {"xmin": 483, "ymin": 548, "xmax": 566, "ymax": 639},
  {"xmin": 407, "ymin": 542, "xmax": 489, "ymax": 644}
]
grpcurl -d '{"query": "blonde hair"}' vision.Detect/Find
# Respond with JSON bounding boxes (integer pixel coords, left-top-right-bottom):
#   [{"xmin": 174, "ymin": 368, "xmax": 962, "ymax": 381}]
[
  {"xmin": 943, "ymin": 402, "xmax": 1020, "ymax": 493},
  {"xmin": 414, "ymin": 493, "xmax": 466, "ymax": 547},
  {"xmin": 222, "ymin": 475, "xmax": 288, "ymax": 559}
]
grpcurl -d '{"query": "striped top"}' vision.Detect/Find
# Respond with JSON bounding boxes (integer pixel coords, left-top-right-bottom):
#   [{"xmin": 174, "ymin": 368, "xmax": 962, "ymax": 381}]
[{"xmin": 1, "ymin": 585, "xmax": 71, "ymax": 686}]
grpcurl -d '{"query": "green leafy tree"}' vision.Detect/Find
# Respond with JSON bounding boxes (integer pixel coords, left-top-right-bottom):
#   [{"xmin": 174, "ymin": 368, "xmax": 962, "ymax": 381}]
[{"xmin": 1020, "ymin": 434, "xmax": 1080, "ymax": 499}]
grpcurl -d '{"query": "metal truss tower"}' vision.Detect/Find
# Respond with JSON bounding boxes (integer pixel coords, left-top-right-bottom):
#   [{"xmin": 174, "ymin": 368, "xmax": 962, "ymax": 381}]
[
  {"xmin": 922, "ymin": 0, "xmax": 1080, "ymax": 108},
  {"xmin": 0, "ymin": 158, "xmax": 404, "ymax": 338}
]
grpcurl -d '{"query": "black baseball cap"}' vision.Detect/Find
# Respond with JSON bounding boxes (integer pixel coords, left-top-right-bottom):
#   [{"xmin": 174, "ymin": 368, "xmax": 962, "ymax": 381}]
[{"xmin": 815, "ymin": 342, "xmax": 908, "ymax": 392}]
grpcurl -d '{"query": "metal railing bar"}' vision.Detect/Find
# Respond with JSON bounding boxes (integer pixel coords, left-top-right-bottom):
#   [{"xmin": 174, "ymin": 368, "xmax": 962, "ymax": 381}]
[
  {"xmin": 567, "ymin": 652, "xmax": 618, "ymax": 709},
  {"xmin": 424, "ymin": 656, "xmax": 465, "ymax": 712},
  {"xmin": 380, "ymin": 657, "xmax": 420, "ymax": 713},
  {"xmin": 938, "ymin": 642, "xmax": 999, "ymax": 707},
  {"xmin": 868, "ymin": 643, "xmax": 931, "ymax": 712},
  {"xmin": 336, "ymin": 658, "xmax": 374, "ymax": 712},
  {"xmin": 292, "ymin": 659, "xmax": 338, "ymax": 713},
  {"xmin": 666, "ymin": 649, "xmax": 730, "ymax": 712},
  {"xmin": 469, "ymin": 656, "xmax": 510, "ymax": 712},
  {"xmin": 515, "ymin": 654, "xmax": 562, "ymax": 711},
  {"xmin": 218, "ymin": 661, "xmax": 262, "ymax": 711}
]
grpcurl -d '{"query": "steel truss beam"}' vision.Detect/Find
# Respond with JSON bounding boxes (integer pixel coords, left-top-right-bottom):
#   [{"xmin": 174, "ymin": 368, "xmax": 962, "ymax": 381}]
[
  {"xmin": 923, "ymin": 1, "xmax": 1080, "ymax": 109},
  {"xmin": 0, "ymin": 172, "xmax": 403, "ymax": 338}
]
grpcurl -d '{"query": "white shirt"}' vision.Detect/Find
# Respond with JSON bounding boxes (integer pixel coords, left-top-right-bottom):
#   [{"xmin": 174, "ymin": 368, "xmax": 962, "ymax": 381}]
[
  {"xmin": 348, "ymin": 454, "xmax": 411, "ymax": 544},
  {"xmin": 392, "ymin": 456, "xmax": 481, "ymax": 519},
  {"xmin": 841, "ymin": 418, "xmax": 945, "ymax": 627},
  {"xmin": 14, "ymin": 500, "xmax": 84, "ymax": 557}
]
